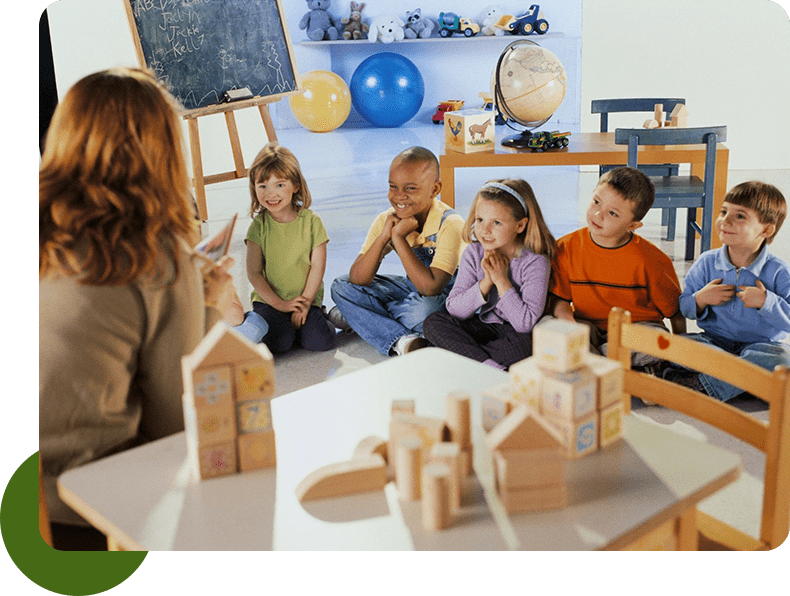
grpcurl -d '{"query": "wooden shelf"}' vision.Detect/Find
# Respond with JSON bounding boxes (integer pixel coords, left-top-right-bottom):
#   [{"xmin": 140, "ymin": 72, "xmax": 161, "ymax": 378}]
[{"xmin": 300, "ymin": 32, "xmax": 567, "ymax": 46}]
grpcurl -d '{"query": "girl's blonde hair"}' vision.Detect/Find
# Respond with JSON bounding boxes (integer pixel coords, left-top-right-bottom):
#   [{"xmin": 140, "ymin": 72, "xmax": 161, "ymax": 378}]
[
  {"xmin": 248, "ymin": 142, "xmax": 312, "ymax": 217},
  {"xmin": 39, "ymin": 67, "xmax": 196, "ymax": 285},
  {"xmin": 463, "ymin": 178, "xmax": 557, "ymax": 261}
]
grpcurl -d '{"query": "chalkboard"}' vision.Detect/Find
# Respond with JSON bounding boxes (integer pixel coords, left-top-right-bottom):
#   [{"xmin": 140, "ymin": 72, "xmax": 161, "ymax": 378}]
[{"xmin": 124, "ymin": 0, "xmax": 299, "ymax": 112}]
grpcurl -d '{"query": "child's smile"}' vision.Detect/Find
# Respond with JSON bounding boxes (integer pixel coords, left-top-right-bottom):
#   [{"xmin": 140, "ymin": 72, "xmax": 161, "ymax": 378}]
[{"xmin": 474, "ymin": 198, "xmax": 527, "ymax": 258}]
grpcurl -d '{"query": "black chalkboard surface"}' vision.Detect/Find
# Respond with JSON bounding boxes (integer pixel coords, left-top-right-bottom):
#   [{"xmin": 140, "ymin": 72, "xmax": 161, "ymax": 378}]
[{"xmin": 125, "ymin": 0, "xmax": 299, "ymax": 112}]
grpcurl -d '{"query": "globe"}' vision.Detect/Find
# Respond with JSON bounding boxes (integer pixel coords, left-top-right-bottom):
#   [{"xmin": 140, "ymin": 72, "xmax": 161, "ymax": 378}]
[{"xmin": 492, "ymin": 40, "xmax": 567, "ymax": 147}]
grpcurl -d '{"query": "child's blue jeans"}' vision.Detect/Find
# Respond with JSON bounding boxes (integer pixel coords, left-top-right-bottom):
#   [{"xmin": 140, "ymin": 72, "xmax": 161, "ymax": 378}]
[
  {"xmin": 233, "ymin": 311, "xmax": 269, "ymax": 343},
  {"xmin": 682, "ymin": 332, "xmax": 790, "ymax": 402},
  {"xmin": 331, "ymin": 273, "xmax": 450, "ymax": 355}
]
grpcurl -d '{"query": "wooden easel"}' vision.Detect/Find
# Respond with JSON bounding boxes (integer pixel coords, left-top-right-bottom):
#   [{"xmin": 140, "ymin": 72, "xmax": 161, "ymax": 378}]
[{"xmin": 184, "ymin": 97, "xmax": 283, "ymax": 221}]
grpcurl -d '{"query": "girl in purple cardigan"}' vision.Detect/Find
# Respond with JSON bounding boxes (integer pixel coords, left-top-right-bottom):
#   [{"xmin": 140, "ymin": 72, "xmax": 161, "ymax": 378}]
[{"xmin": 422, "ymin": 179, "xmax": 557, "ymax": 369}]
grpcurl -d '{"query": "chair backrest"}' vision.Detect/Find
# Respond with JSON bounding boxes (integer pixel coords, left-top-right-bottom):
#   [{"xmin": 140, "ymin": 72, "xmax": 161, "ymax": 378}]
[
  {"xmin": 592, "ymin": 98, "xmax": 686, "ymax": 132},
  {"xmin": 607, "ymin": 307, "xmax": 790, "ymax": 550}
]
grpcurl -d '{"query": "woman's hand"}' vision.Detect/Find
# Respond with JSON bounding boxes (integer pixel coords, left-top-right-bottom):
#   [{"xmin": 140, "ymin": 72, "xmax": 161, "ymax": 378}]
[{"xmin": 201, "ymin": 255, "xmax": 237, "ymax": 315}]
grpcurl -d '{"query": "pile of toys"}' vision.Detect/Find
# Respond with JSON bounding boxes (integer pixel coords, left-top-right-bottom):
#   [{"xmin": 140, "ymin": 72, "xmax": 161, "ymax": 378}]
[
  {"xmin": 299, "ymin": 2, "xmax": 552, "ymax": 42},
  {"xmin": 482, "ymin": 318, "xmax": 626, "ymax": 512}
]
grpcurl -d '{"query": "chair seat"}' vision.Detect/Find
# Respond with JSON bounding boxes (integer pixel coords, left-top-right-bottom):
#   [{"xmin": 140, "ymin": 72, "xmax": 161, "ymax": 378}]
[{"xmin": 650, "ymin": 175, "xmax": 706, "ymax": 207}]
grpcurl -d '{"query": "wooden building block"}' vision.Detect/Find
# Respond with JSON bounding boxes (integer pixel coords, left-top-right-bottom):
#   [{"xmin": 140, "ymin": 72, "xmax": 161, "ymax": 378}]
[
  {"xmin": 541, "ymin": 366, "xmax": 597, "ymax": 421},
  {"xmin": 460, "ymin": 449, "xmax": 473, "ymax": 478},
  {"xmin": 508, "ymin": 356, "xmax": 542, "ymax": 410},
  {"xmin": 430, "ymin": 442, "xmax": 462, "ymax": 512},
  {"xmin": 421, "ymin": 462, "xmax": 452, "ymax": 530},
  {"xmin": 654, "ymin": 103, "xmax": 664, "ymax": 126},
  {"xmin": 396, "ymin": 436, "xmax": 423, "ymax": 500},
  {"xmin": 389, "ymin": 413, "xmax": 447, "ymax": 462},
  {"xmin": 533, "ymin": 319, "xmax": 589, "ymax": 373},
  {"xmin": 585, "ymin": 353, "xmax": 625, "ymax": 409},
  {"xmin": 499, "ymin": 482, "xmax": 567, "ymax": 513},
  {"xmin": 198, "ymin": 441, "xmax": 237, "ymax": 479},
  {"xmin": 493, "ymin": 448, "xmax": 565, "ymax": 489},
  {"xmin": 233, "ymin": 359, "xmax": 275, "ymax": 401},
  {"xmin": 446, "ymin": 391, "xmax": 471, "ymax": 449},
  {"xmin": 545, "ymin": 411, "xmax": 599, "ymax": 459},
  {"xmin": 295, "ymin": 454, "xmax": 387, "ymax": 502},
  {"xmin": 486, "ymin": 404, "xmax": 565, "ymax": 453},
  {"xmin": 191, "ymin": 365, "xmax": 233, "ymax": 409},
  {"xmin": 235, "ymin": 398, "xmax": 272, "ymax": 434},
  {"xmin": 599, "ymin": 401, "xmax": 625, "ymax": 448},
  {"xmin": 237, "ymin": 429, "xmax": 276, "ymax": 472},
  {"xmin": 391, "ymin": 399, "xmax": 415, "ymax": 415},
  {"xmin": 481, "ymin": 384, "xmax": 513, "ymax": 432},
  {"xmin": 670, "ymin": 103, "xmax": 689, "ymax": 127},
  {"xmin": 194, "ymin": 400, "xmax": 237, "ymax": 446},
  {"xmin": 353, "ymin": 435, "xmax": 388, "ymax": 463}
]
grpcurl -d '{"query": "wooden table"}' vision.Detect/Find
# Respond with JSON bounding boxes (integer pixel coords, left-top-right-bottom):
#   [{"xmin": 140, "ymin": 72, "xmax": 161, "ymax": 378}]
[
  {"xmin": 58, "ymin": 349, "xmax": 740, "ymax": 550},
  {"xmin": 440, "ymin": 132, "xmax": 730, "ymax": 248}
]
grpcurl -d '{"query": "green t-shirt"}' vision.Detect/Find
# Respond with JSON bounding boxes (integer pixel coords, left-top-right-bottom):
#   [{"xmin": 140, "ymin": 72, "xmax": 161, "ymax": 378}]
[{"xmin": 245, "ymin": 208, "xmax": 329, "ymax": 306}]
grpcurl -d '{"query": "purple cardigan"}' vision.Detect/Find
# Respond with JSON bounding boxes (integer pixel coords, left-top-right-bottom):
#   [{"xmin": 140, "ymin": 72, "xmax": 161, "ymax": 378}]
[{"xmin": 445, "ymin": 242, "xmax": 550, "ymax": 333}]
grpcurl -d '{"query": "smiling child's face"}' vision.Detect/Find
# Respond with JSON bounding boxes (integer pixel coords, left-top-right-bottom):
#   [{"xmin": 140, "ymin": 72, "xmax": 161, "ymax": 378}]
[
  {"xmin": 387, "ymin": 158, "xmax": 441, "ymax": 224},
  {"xmin": 255, "ymin": 173, "xmax": 298, "ymax": 222}
]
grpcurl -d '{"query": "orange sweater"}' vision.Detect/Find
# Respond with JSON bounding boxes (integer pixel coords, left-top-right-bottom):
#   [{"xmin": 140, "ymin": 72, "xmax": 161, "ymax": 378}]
[{"xmin": 549, "ymin": 229, "xmax": 681, "ymax": 330}]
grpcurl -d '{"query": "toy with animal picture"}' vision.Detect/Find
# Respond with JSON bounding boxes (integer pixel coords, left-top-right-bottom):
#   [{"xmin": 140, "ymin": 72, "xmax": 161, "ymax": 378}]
[
  {"xmin": 445, "ymin": 109, "xmax": 495, "ymax": 154},
  {"xmin": 495, "ymin": 4, "xmax": 550, "ymax": 35}
]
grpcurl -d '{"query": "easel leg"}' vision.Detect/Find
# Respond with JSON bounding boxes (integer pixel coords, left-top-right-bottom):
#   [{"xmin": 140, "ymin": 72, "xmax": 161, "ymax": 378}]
[
  {"xmin": 225, "ymin": 111, "xmax": 246, "ymax": 178},
  {"xmin": 187, "ymin": 117, "xmax": 208, "ymax": 221},
  {"xmin": 259, "ymin": 104, "xmax": 278, "ymax": 143}
]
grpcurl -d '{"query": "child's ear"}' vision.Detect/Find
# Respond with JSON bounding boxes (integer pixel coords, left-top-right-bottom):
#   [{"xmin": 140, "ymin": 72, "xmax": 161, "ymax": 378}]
[
  {"xmin": 431, "ymin": 179, "xmax": 442, "ymax": 198},
  {"xmin": 516, "ymin": 217, "xmax": 529, "ymax": 234},
  {"xmin": 627, "ymin": 219, "xmax": 643, "ymax": 232},
  {"xmin": 761, "ymin": 222, "xmax": 776, "ymax": 240}
]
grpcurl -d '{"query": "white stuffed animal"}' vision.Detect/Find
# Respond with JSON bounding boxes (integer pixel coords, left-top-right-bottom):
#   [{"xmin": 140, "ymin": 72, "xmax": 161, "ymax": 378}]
[
  {"xmin": 368, "ymin": 13, "xmax": 405, "ymax": 43},
  {"xmin": 481, "ymin": 5, "xmax": 505, "ymax": 36}
]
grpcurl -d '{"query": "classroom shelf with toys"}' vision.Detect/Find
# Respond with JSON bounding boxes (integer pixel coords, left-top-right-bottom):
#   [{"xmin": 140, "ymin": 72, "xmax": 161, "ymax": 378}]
[{"xmin": 300, "ymin": 31, "xmax": 567, "ymax": 46}]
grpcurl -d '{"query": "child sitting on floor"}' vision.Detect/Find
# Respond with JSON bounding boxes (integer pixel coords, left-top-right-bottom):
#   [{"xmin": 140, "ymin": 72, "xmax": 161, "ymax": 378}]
[
  {"xmin": 665, "ymin": 181, "xmax": 790, "ymax": 401},
  {"xmin": 548, "ymin": 166, "xmax": 686, "ymax": 364},
  {"xmin": 422, "ymin": 179, "xmax": 557, "ymax": 370},
  {"xmin": 330, "ymin": 146, "xmax": 465, "ymax": 356},
  {"xmin": 243, "ymin": 142, "xmax": 336, "ymax": 353}
]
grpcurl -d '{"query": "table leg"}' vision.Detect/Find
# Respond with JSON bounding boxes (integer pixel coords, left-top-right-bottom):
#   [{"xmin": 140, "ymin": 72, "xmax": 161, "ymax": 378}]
[
  {"xmin": 676, "ymin": 507, "xmax": 699, "ymax": 550},
  {"xmin": 439, "ymin": 160, "xmax": 456, "ymax": 208}
]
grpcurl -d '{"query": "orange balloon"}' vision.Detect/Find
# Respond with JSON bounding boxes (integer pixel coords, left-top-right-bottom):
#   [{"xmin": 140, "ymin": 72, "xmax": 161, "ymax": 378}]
[{"xmin": 289, "ymin": 70, "xmax": 351, "ymax": 133}]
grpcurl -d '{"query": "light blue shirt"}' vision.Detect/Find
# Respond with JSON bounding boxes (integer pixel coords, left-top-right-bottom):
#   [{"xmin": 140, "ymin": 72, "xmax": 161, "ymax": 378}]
[{"xmin": 679, "ymin": 245, "xmax": 790, "ymax": 343}]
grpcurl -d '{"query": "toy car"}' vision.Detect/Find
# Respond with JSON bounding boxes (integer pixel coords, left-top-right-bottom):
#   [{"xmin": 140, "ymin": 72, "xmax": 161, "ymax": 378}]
[
  {"xmin": 438, "ymin": 12, "xmax": 481, "ymax": 37},
  {"xmin": 432, "ymin": 99, "xmax": 465, "ymax": 124},
  {"xmin": 495, "ymin": 5, "xmax": 550, "ymax": 35},
  {"xmin": 526, "ymin": 130, "xmax": 570, "ymax": 151},
  {"xmin": 478, "ymin": 92, "xmax": 507, "ymax": 125}
]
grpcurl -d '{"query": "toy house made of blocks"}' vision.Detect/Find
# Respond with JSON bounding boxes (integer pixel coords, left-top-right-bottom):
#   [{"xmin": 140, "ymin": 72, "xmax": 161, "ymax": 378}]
[{"xmin": 181, "ymin": 322, "xmax": 276, "ymax": 479}]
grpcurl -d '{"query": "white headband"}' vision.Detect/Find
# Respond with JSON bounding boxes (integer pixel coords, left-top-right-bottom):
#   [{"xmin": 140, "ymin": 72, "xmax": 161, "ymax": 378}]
[{"xmin": 481, "ymin": 182, "xmax": 529, "ymax": 217}]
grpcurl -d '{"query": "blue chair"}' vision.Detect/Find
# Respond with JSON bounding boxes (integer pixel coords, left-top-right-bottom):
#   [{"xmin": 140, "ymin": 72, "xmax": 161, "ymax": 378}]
[
  {"xmin": 592, "ymin": 98, "xmax": 686, "ymax": 237},
  {"xmin": 614, "ymin": 125, "xmax": 727, "ymax": 261}
]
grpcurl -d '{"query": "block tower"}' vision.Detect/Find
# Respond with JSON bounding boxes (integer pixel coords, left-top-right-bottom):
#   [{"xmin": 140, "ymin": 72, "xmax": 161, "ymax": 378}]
[{"xmin": 181, "ymin": 322, "xmax": 276, "ymax": 479}]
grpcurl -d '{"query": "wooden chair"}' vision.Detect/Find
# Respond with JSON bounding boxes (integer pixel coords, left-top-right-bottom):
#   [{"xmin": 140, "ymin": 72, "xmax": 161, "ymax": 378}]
[
  {"xmin": 614, "ymin": 125, "xmax": 726, "ymax": 260},
  {"xmin": 607, "ymin": 307, "xmax": 790, "ymax": 550},
  {"xmin": 592, "ymin": 98, "xmax": 686, "ymax": 237}
]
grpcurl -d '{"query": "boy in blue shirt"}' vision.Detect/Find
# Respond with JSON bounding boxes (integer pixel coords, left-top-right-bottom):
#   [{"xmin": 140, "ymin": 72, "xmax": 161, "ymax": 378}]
[{"xmin": 667, "ymin": 181, "xmax": 790, "ymax": 401}]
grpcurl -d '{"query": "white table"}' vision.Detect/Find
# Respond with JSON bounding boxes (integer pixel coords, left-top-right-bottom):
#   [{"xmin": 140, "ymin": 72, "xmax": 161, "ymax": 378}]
[{"xmin": 58, "ymin": 349, "xmax": 740, "ymax": 550}]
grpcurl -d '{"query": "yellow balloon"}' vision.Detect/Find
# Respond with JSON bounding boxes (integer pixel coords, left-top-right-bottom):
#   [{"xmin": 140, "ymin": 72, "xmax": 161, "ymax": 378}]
[{"xmin": 289, "ymin": 70, "xmax": 351, "ymax": 133}]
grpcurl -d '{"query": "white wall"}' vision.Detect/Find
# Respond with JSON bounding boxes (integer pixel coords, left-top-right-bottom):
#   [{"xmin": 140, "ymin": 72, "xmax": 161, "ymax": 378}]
[
  {"xmin": 581, "ymin": 0, "xmax": 790, "ymax": 170},
  {"xmin": 43, "ymin": 0, "xmax": 790, "ymax": 171}
]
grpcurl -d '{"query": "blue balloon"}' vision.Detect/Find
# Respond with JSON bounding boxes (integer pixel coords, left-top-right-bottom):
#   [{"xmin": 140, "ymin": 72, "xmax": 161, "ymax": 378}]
[{"xmin": 350, "ymin": 53, "xmax": 425, "ymax": 127}]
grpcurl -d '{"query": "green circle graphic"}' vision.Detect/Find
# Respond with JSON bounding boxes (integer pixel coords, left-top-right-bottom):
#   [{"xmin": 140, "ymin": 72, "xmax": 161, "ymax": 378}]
[{"xmin": 1, "ymin": 452, "xmax": 147, "ymax": 595}]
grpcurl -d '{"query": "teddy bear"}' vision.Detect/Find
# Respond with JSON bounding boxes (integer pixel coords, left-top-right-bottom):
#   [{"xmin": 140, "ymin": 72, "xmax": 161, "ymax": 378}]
[
  {"xmin": 341, "ymin": 2, "xmax": 369, "ymax": 40},
  {"xmin": 299, "ymin": 0, "xmax": 340, "ymax": 41},
  {"xmin": 368, "ymin": 13, "xmax": 405, "ymax": 43},
  {"xmin": 403, "ymin": 8, "xmax": 435, "ymax": 39},
  {"xmin": 481, "ymin": 5, "xmax": 505, "ymax": 36}
]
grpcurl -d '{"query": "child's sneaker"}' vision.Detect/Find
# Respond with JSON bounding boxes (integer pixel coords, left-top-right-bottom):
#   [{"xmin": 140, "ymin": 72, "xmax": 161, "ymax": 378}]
[
  {"xmin": 391, "ymin": 333, "xmax": 423, "ymax": 356},
  {"xmin": 327, "ymin": 306, "xmax": 353, "ymax": 334},
  {"xmin": 662, "ymin": 367, "xmax": 708, "ymax": 395}
]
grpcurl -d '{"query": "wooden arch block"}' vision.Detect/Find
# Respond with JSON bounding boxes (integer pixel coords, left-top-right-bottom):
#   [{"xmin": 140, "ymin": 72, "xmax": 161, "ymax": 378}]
[{"xmin": 295, "ymin": 455, "xmax": 387, "ymax": 502}]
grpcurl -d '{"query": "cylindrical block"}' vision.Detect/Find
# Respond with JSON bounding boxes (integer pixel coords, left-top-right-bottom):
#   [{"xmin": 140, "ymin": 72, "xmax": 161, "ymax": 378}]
[
  {"xmin": 446, "ymin": 392, "xmax": 471, "ymax": 449},
  {"xmin": 421, "ymin": 462, "xmax": 451, "ymax": 531},
  {"xmin": 395, "ymin": 436, "xmax": 422, "ymax": 500},
  {"xmin": 430, "ymin": 442, "xmax": 462, "ymax": 512}
]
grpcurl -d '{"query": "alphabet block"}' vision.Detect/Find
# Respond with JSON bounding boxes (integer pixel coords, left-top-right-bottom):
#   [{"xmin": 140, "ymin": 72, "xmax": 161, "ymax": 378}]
[
  {"xmin": 508, "ymin": 356, "xmax": 542, "ymax": 410},
  {"xmin": 544, "ymin": 411, "xmax": 599, "ymax": 459},
  {"xmin": 195, "ymin": 401, "xmax": 237, "ymax": 445},
  {"xmin": 198, "ymin": 441, "xmax": 237, "ymax": 479},
  {"xmin": 481, "ymin": 384, "xmax": 513, "ymax": 432},
  {"xmin": 599, "ymin": 400, "xmax": 624, "ymax": 448},
  {"xmin": 233, "ymin": 359, "xmax": 275, "ymax": 401},
  {"xmin": 541, "ymin": 366, "xmax": 597, "ymax": 421},
  {"xmin": 586, "ymin": 353, "xmax": 625, "ymax": 409},
  {"xmin": 533, "ymin": 319, "xmax": 589, "ymax": 373},
  {"xmin": 235, "ymin": 398, "xmax": 272, "ymax": 434},
  {"xmin": 237, "ymin": 429, "xmax": 276, "ymax": 472},
  {"xmin": 191, "ymin": 365, "xmax": 233, "ymax": 409}
]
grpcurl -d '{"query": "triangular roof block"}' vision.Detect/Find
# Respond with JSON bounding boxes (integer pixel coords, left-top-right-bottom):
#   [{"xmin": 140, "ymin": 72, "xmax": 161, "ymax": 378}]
[
  {"xmin": 186, "ymin": 321, "xmax": 273, "ymax": 371},
  {"xmin": 670, "ymin": 104, "xmax": 689, "ymax": 117},
  {"xmin": 486, "ymin": 404, "xmax": 565, "ymax": 452}
]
